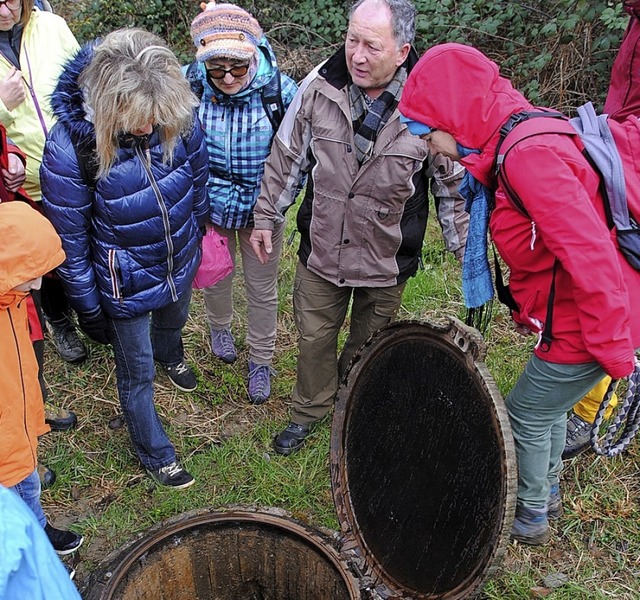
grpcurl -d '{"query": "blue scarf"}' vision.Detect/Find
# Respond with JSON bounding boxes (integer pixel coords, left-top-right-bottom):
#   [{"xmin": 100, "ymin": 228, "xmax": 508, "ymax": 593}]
[{"xmin": 457, "ymin": 145, "xmax": 495, "ymax": 309}]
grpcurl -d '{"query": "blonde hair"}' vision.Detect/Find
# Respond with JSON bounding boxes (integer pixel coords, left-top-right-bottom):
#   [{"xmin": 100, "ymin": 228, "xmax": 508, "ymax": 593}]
[
  {"xmin": 20, "ymin": 0, "xmax": 35, "ymax": 27},
  {"xmin": 79, "ymin": 28, "xmax": 198, "ymax": 177}
]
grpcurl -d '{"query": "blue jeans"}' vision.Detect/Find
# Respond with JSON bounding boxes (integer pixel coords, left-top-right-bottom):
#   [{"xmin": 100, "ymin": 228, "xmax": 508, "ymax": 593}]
[
  {"xmin": 10, "ymin": 468, "xmax": 46, "ymax": 527},
  {"xmin": 108, "ymin": 291, "xmax": 191, "ymax": 470},
  {"xmin": 505, "ymin": 355, "xmax": 605, "ymax": 510}
]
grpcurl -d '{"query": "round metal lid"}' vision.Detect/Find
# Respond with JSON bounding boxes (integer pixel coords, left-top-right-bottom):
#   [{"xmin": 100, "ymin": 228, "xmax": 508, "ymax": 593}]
[{"xmin": 331, "ymin": 319, "xmax": 516, "ymax": 599}]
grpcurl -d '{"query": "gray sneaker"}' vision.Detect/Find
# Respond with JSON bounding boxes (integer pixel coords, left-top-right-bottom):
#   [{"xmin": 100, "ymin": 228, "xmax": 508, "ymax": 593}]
[
  {"xmin": 46, "ymin": 316, "xmax": 88, "ymax": 363},
  {"xmin": 562, "ymin": 413, "xmax": 592, "ymax": 460},
  {"xmin": 548, "ymin": 483, "xmax": 563, "ymax": 520},
  {"xmin": 510, "ymin": 505, "xmax": 550, "ymax": 545},
  {"xmin": 210, "ymin": 328, "xmax": 237, "ymax": 363}
]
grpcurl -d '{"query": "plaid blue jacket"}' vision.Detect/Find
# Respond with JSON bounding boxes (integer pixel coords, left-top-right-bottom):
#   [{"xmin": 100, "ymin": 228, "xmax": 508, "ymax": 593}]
[{"xmin": 193, "ymin": 39, "xmax": 298, "ymax": 229}]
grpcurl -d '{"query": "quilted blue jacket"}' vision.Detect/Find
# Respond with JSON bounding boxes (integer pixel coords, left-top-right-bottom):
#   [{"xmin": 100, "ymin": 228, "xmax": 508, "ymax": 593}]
[
  {"xmin": 188, "ymin": 37, "xmax": 298, "ymax": 229},
  {"xmin": 40, "ymin": 43, "xmax": 209, "ymax": 319}
]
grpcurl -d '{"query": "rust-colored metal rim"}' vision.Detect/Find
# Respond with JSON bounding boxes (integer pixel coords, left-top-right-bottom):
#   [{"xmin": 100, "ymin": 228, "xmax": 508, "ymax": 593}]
[
  {"xmin": 84, "ymin": 507, "xmax": 361, "ymax": 599},
  {"xmin": 331, "ymin": 319, "xmax": 517, "ymax": 599}
]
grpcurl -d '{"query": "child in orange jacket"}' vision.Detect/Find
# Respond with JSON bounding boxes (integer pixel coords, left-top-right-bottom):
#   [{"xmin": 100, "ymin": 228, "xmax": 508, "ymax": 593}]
[{"xmin": 0, "ymin": 201, "xmax": 83, "ymax": 556}]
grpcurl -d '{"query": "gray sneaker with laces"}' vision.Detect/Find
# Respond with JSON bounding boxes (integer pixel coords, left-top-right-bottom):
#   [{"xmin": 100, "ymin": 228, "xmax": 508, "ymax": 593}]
[
  {"xmin": 46, "ymin": 316, "xmax": 87, "ymax": 363},
  {"xmin": 248, "ymin": 360, "xmax": 274, "ymax": 405},
  {"xmin": 210, "ymin": 328, "xmax": 237, "ymax": 363},
  {"xmin": 562, "ymin": 413, "xmax": 592, "ymax": 459}
]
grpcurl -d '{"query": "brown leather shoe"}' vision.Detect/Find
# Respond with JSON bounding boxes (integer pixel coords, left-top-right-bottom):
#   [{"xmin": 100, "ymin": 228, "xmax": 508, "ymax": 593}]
[
  {"xmin": 38, "ymin": 463, "xmax": 56, "ymax": 489},
  {"xmin": 44, "ymin": 404, "xmax": 78, "ymax": 432}
]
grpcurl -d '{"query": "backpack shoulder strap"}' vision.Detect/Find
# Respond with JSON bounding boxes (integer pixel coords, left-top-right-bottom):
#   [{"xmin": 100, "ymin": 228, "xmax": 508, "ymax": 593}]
[
  {"xmin": 495, "ymin": 111, "xmax": 577, "ymax": 217},
  {"xmin": 71, "ymin": 136, "xmax": 98, "ymax": 193},
  {"xmin": 186, "ymin": 61, "xmax": 204, "ymax": 98},
  {"xmin": 260, "ymin": 69, "xmax": 285, "ymax": 132},
  {"xmin": 570, "ymin": 102, "xmax": 629, "ymax": 231}
]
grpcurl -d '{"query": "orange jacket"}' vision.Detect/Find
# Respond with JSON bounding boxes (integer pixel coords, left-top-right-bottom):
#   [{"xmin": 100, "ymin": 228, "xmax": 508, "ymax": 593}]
[{"xmin": 0, "ymin": 202, "xmax": 65, "ymax": 487}]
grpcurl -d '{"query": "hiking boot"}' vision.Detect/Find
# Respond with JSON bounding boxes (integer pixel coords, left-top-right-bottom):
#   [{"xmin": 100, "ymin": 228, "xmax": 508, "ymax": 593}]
[
  {"xmin": 147, "ymin": 461, "xmax": 195, "ymax": 489},
  {"xmin": 510, "ymin": 505, "xmax": 550, "ymax": 545},
  {"xmin": 210, "ymin": 328, "xmax": 237, "ymax": 363},
  {"xmin": 44, "ymin": 523, "xmax": 84, "ymax": 555},
  {"xmin": 548, "ymin": 483, "xmax": 563, "ymax": 520},
  {"xmin": 163, "ymin": 361, "xmax": 197, "ymax": 392},
  {"xmin": 45, "ymin": 316, "xmax": 88, "ymax": 364},
  {"xmin": 562, "ymin": 413, "xmax": 592, "ymax": 460},
  {"xmin": 44, "ymin": 403, "xmax": 78, "ymax": 431},
  {"xmin": 273, "ymin": 422, "xmax": 310, "ymax": 456},
  {"xmin": 248, "ymin": 361, "xmax": 274, "ymax": 405},
  {"xmin": 38, "ymin": 463, "xmax": 56, "ymax": 489}
]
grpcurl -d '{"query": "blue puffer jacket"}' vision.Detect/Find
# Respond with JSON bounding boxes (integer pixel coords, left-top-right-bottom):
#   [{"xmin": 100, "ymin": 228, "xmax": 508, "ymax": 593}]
[{"xmin": 40, "ymin": 43, "xmax": 209, "ymax": 319}]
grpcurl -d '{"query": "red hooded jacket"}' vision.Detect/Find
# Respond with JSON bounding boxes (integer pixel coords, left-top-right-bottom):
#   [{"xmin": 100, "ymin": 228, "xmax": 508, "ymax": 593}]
[
  {"xmin": 399, "ymin": 43, "xmax": 640, "ymax": 379},
  {"xmin": 0, "ymin": 123, "xmax": 45, "ymax": 342},
  {"xmin": 604, "ymin": 1, "xmax": 640, "ymax": 121}
]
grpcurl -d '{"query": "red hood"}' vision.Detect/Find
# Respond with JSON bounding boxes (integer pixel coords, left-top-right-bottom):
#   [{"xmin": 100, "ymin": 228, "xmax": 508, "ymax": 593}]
[
  {"xmin": 625, "ymin": 1, "xmax": 640, "ymax": 18},
  {"xmin": 399, "ymin": 43, "xmax": 534, "ymax": 187}
]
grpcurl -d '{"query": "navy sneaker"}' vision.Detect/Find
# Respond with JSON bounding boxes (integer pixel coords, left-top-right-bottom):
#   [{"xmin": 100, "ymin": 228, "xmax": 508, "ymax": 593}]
[
  {"xmin": 45, "ymin": 523, "xmax": 84, "ymax": 555},
  {"xmin": 163, "ymin": 361, "xmax": 197, "ymax": 392},
  {"xmin": 147, "ymin": 461, "xmax": 195, "ymax": 489},
  {"xmin": 510, "ymin": 505, "xmax": 550, "ymax": 545}
]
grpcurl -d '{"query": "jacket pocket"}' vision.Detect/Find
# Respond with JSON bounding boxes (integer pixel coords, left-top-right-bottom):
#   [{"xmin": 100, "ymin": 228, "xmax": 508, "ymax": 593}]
[{"xmin": 108, "ymin": 249, "xmax": 127, "ymax": 300}]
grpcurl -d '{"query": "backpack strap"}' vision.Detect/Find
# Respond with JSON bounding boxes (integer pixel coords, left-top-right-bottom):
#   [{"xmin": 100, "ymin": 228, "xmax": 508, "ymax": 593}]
[
  {"xmin": 495, "ymin": 111, "xmax": 574, "ymax": 217},
  {"xmin": 570, "ymin": 102, "xmax": 629, "ymax": 232},
  {"xmin": 71, "ymin": 136, "xmax": 99, "ymax": 193},
  {"xmin": 185, "ymin": 60, "xmax": 285, "ymax": 135},
  {"xmin": 260, "ymin": 69, "xmax": 285, "ymax": 132},
  {"xmin": 186, "ymin": 61, "xmax": 204, "ymax": 98},
  {"xmin": 494, "ymin": 111, "xmax": 576, "ymax": 351}
]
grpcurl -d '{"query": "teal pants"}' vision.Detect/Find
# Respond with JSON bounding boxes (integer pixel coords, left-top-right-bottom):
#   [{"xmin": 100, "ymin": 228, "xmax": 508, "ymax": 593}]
[{"xmin": 505, "ymin": 355, "xmax": 605, "ymax": 510}]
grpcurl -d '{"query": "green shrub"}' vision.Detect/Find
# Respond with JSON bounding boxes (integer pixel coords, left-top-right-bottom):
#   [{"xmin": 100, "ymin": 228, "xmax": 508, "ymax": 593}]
[{"xmin": 60, "ymin": 0, "xmax": 629, "ymax": 110}]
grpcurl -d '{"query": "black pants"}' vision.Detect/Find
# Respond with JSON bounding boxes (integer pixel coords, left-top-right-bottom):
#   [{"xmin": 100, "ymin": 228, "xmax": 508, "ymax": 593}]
[
  {"xmin": 40, "ymin": 276, "xmax": 71, "ymax": 323},
  {"xmin": 30, "ymin": 288, "xmax": 48, "ymax": 403}
]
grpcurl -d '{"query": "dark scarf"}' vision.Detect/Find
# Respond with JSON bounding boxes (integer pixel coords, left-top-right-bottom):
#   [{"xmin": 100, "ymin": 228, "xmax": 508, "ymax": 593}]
[{"xmin": 350, "ymin": 67, "xmax": 406, "ymax": 164}]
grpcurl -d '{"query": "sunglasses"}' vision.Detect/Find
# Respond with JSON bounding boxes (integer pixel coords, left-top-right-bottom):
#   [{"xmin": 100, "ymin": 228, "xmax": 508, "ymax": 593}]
[{"xmin": 206, "ymin": 64, "xmax": 249, "ymax": 80}]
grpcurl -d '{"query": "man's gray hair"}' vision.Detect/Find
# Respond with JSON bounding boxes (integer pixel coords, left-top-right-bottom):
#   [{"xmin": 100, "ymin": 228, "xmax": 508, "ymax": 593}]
[{"xmin": 349, "ymin": 0, "xmax": 417, "ymax": 47}]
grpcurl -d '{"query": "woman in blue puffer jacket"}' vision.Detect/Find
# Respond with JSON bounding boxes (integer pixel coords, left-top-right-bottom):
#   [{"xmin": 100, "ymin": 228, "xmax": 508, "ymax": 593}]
[{"xmin": 40, "ymin": 28, "xmax": 209, "ymax": 489}]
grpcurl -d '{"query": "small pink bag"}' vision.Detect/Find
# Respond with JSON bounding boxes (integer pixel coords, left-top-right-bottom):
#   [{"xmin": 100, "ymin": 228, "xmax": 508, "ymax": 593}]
[{"xmin": 192, "ymin": 228, "xmax": 233, "ymax": 289}]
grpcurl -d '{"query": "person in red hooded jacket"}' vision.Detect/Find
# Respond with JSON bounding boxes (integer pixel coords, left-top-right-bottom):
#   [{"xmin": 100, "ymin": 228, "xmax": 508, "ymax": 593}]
[
  {"xmin": 398, "ymin": 43, "xmax": 640, "ymax": 545},
  {"xmin": 604, "ymin": 0, "xmax": 640, "ymax": 122},
  {"xmin": 563, "ymin": 0, "xmax": 640, "ymax": 459}
]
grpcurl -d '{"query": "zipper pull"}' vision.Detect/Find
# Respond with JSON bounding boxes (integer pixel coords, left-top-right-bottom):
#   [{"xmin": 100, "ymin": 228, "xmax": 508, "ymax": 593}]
[
  {"xmin": 287, "ymin": 230, "xmax": 296, "ymax": 245},
  {"xmin": 530, "ymin": 220, "xmax": 537, "ymax": 251}
]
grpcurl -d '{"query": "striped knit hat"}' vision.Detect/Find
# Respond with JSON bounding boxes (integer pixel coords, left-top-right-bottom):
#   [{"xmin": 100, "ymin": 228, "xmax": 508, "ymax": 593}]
[{"xmin": 191, "ymin": 2, "xmax": 262, "ymax": 63}]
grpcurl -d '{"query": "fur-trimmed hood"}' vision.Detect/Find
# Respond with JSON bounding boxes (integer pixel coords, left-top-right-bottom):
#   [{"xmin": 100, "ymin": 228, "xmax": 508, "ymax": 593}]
[{"xmin": 49, "ymin": 41, "xmax": 98, "ymax": 149}]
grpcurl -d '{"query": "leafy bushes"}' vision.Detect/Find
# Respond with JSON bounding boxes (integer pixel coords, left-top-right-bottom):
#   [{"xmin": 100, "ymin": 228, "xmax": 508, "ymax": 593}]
[{"xmin": 59, "ymin": 0, "xmax": 629, "ymax": 110}]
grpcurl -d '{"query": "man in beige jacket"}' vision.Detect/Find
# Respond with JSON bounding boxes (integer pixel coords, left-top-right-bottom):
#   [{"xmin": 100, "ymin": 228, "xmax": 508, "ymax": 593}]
[{"xmin": 251, "ymin": 0, "xmax": 466, "ymax": 455}]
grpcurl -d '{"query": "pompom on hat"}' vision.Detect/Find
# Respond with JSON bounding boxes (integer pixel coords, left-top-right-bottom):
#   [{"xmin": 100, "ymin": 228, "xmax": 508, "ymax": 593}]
[{"xmin": 191, "ymin": 1, "xmax": 263, "ymax": 64}]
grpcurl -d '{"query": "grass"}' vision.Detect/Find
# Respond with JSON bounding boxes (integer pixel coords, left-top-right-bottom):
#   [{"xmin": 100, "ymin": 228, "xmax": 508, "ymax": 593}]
[{"xmin": 38, "ymin": 206, "xmax": 640, "ymax": 598}]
